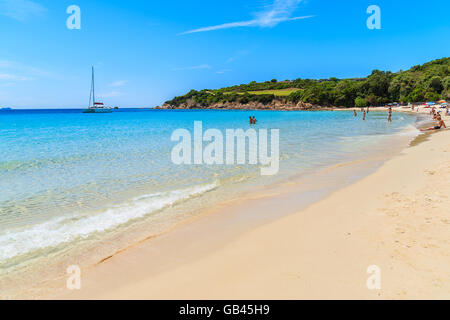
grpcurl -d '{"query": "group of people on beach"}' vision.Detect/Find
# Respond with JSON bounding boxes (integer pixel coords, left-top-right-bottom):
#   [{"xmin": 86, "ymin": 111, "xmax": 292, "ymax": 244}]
[
  {"xmin": 429, "ymin": 105, "xmax": 449, "ymax": 118},
  {"xmin": 247, "ymin": 105, "xmax": 446, "ymax": 131},
  {"xmin": 353, "ymin": 104, "xmax": 447, "ymax": 128}
]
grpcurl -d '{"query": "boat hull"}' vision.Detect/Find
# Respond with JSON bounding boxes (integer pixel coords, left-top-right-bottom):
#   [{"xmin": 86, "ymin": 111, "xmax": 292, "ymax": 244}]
[{"xmin": 83, "ymin": 108, "xmax": 113, "ymax": 113}]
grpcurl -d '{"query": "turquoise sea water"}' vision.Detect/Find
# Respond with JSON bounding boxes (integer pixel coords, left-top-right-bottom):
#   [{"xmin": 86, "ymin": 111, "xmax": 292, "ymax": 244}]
[{"xmin": 0, "ymin": 109, "xmax": 419, "ymax": 273}]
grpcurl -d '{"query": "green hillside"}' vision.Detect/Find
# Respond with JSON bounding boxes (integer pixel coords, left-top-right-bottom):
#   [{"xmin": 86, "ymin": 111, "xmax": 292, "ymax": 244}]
[{"xmin": 165, "ymin": 57, "xmax": 450, "ymax": 108}]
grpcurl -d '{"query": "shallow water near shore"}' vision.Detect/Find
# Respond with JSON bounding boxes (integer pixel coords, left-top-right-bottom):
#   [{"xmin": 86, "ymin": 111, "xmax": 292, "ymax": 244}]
[{"xmin": 0, "ymin": 109, "xmax": 421, "ymax": 297}]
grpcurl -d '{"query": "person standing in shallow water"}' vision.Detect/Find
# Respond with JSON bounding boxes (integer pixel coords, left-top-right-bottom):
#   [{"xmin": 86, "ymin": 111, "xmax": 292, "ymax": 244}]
[
  {"xmin": 363, "ymin": 110, "xmax": 366, "ymax": 121},
  {"xmin": 388, "ymin": 106, "xmax": 392, "ymax": 123},
  {"xmin": 354, "ymin": 109, "xmax": 357, "ymax": 117}
]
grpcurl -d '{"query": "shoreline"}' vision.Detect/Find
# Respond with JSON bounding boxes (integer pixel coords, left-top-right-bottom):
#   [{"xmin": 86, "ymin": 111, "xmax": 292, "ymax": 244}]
[
  {"xmin": 155, "ymin": 104, "xmax": 436, "ymax": 112},
  {"xmin": 12, "ymin": 128, "xmax": 410, "ymax": 299},
  {"xmin": 47, "ymin": 109, "xmax": 450, "ymax": 300}
]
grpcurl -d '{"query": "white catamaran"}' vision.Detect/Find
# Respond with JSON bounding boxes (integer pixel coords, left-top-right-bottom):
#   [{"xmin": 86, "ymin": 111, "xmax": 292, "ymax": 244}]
[{"xmin": 83, "ymin": 67, "xmax": 113, "ymax": 113}]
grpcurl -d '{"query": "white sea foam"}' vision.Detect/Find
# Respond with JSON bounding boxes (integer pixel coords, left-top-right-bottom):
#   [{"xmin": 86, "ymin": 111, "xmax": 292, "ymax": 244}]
[
  {"xmin": 0, "ymin": 182, "xmax": 217, "ymax": 263},
  {"xmin": 338, "ymin": 125, "xmax": 420, "ymax": 143}
]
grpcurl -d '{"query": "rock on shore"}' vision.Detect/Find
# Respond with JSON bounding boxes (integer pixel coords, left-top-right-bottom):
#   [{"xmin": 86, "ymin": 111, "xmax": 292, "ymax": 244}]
[{"xmin": 155, "ymin": 99, "xmax": 336, "ymax": 111}]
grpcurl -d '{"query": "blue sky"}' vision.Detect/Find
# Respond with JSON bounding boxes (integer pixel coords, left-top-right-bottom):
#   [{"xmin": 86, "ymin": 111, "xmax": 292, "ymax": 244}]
[{"xmin": 0, "ymin": 0, "xmax": 449, "ymax": 108}]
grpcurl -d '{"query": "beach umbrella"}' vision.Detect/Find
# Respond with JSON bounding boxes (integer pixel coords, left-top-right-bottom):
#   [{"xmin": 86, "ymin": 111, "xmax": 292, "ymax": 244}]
[{"xmin": 438, "ymin": 100, "xmax": 446, "ymax": 103}]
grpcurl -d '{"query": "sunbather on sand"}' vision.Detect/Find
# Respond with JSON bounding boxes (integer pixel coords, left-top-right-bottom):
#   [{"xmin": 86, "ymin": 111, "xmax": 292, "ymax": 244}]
[{"xmin": 420, "ymin": 115, "xmax": 446, "ymax": 131}]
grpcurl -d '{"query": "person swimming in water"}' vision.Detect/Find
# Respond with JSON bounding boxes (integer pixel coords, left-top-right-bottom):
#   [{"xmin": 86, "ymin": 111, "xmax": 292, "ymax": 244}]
[{"xmin": 420, "ymin": 115, "xmax": 446, "ymax": 131}]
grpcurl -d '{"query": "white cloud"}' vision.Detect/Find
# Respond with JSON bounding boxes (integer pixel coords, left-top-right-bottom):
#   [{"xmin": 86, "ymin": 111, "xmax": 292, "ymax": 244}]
[
  {"xmin": 180, "ymin": 0, "xmax": 313, "ymax": 35},
  {"xmin": 0, "ymin": 59, "xmax": 51, "ymax": 83},
  {"xmin": 0, "ymin": 59, "xmax": 51, "ymax": 77},
  {"xmin": 109, "ymin": 80, "xmax": 128, "ymax": 87},
  {"xmin": 0, "ymin": 60, "xmax": 15, "ymax": 68},
  {"xmin": 227, "ymin": 49, "xmax": 250, "ymax": 63},
  {"xmin": 172, "ymin": 64, "xmax": 212, "ymax": 71},
  {"xmin": 0, "ymin": 73, "xmax": 31, "ymax": 81},
  {"xmin": 0, "ymin": 0, "xmax": 47, "ymax": 22},
  {"xmin": 216, "ymin": 69, "xmax": 232, "ymax": 74},
  {"xmin": 98, "ymin": 91, "xmax": 123, "ymax": 98}
]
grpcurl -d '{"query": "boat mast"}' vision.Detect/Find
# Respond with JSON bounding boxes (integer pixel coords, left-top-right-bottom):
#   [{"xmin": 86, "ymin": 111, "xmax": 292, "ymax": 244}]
[
  {"xmin": 92, "ymin": 66, "xmax": 95, "ymax": 105},
  {"xmin": 88, "ymin": 66, "xmax": 95, "ymax": 107}
]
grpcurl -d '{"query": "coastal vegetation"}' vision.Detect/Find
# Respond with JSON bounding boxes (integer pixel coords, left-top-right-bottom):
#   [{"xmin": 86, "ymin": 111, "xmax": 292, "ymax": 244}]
[{"xmin": 164, "ymin": 57, "xmax": 450, "ymax": 109}]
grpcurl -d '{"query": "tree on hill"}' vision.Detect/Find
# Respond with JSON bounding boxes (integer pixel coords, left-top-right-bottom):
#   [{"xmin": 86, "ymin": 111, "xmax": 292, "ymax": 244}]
[
  {"xmin": 429, "ymin": 76, "xmax": 443, "ymax": 93},
  {"xmin": 355, "ymin": 97, "xmax": 366, "ymax": 108},
  {"xmin": 165, "ymin": 57, "xmax": 450, "ymax": 108}
]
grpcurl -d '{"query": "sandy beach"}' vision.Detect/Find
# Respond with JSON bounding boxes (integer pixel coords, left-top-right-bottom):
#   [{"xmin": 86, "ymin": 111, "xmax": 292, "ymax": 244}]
[
  {"xmin": 2, "ymin": 0, "xmax": 448, "ymax": 303},
  {"xmin": 46, "ymin": 107, "xmax": 449, "ymax": 300}
]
